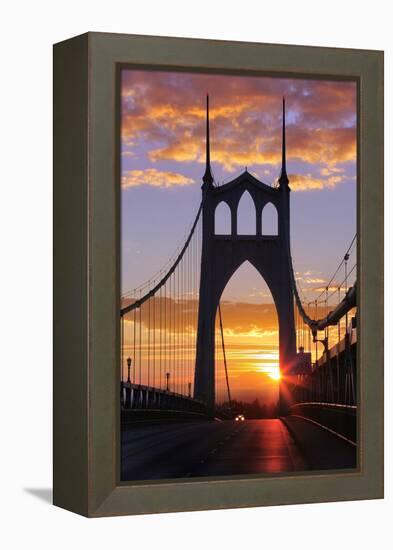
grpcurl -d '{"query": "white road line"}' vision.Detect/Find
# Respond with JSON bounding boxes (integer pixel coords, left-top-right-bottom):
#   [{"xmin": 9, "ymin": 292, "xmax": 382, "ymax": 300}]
[{"xmin": 289, "ymin": 414, "xmax": 357, "ymax": 447}]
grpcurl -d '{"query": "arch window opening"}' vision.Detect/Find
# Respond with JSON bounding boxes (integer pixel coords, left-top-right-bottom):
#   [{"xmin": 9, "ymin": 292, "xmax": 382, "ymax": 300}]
[
  {"xmin": 214, "ymin": 201, "xmax": 231, "ymax": 235},
  {"xmin": 262, "ymin": 202, "xmax": 278, "ymax": 236},
  {"xmin": 237, "ymin": 191, "xmax": 256, "ymax": 235}
]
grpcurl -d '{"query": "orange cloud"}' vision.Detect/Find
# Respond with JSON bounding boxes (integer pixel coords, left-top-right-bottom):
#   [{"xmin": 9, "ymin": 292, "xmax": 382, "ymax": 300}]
[
  {"xmin": 218, "ymin": 301, "xmax": 278, "ymax": 334},
  {"xmin": 289, "ymin": 173, "xmax": 344, "ymax": 191},
  {"xmin": 121, "ymin": 70, "xmax": 356, "ymax": 190},
  {"xmin": 304, "ymin": 277, "xmax": 326, "ymax": 284},
  {"xmin": 147, "ymin": 125, "xmax": 355, "ymax": 175},
  {"xmin": 122, "ymin": 168, "xmax": 194, "ymax": 189},
  {"xmin": 121, "ymin": 297, "xmax": 278, "ymax": 335}
]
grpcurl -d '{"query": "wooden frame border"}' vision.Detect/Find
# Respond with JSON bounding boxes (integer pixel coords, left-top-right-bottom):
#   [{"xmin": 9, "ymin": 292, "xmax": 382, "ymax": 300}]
[{"xmin": 53, "ymin": 32, "xmax": 383, "ymax": 517}]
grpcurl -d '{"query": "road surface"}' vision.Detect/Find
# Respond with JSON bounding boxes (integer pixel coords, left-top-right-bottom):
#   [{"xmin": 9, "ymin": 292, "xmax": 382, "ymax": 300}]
[
  {"xmin": 283, "ymin": 415, "xmax": 357, "ymax": 470},
  {"xmin": 121, "ymin": 418, "xmax": 308, "ymax": 481}
]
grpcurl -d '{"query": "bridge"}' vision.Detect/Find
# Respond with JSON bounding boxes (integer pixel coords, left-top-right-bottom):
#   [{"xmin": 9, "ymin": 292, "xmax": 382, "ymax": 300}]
[{"xmin": 120, "ymin": 97, "xmax": 357, "ymax": 480}]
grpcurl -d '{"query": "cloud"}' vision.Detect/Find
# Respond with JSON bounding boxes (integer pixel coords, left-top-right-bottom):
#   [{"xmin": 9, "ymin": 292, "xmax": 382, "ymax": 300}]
[
  {"xmin": 122, "ymin": 168, "xmax": 194, "ymax": 189},
  {"xmin": 289, "ymin": 172, "xmax": 344, "ymax": 191},
  {"xmin": 121, "ymin": 297, "xmax": 278, "ymax": 335},
  {"xmin": 219, "ymin": 301, "xmax": 278, "ymax": 334},
  {"xmin": 121, "ymin": 70, "xmax": 356, "ymax": 189},
  {"xmin": 147, "ymin": 126, "xmax": 355, "ymax": 174},
  {"xmin": 312, "ymin": 285, "xmax": 341, "ymax": 294}
]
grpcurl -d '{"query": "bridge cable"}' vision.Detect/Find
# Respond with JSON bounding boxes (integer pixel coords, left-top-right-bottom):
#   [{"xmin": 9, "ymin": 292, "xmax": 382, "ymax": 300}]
[
  {"xmin": 121, "ymin": 200, "xmax": 203, "ymax": 316},
  {"xmin": 288, "ymin": 234, "xmax": 357, "ymax": 333},
  {"xmin": 159, "ymin": 279, "xmax": 162, "ymax": 389},
  {"xmin": 218, "ymin": 303, "xmax": 232, "ymax": 406}
]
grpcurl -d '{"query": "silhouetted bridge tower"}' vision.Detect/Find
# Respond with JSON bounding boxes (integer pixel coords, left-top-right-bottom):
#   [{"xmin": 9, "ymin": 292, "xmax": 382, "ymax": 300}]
[{"xmin": 195, "ymin": 96, "xmax": 296, "ymax": 414}]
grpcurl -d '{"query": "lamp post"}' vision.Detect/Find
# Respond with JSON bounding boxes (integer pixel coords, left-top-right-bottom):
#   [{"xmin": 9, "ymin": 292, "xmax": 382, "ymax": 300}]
[
  {"xmin": 127, "ymin": 356, "xmax": 132, "ymax": 384},
  {"xmin": 188, "ymin": 382, "xmax": 192, "ymax": 398},
  {"xmin": 166, "ymin": 372, "xmax": 170, "ymax": 392}
]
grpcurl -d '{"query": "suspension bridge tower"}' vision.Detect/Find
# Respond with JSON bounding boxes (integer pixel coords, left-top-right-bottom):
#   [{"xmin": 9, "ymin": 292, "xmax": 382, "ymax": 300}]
[{"xmin": 194, "ymin": 96, "xmax": 297, "ymax": 415}]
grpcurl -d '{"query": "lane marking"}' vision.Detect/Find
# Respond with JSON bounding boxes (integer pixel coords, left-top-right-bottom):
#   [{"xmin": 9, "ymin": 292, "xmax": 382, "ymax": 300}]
[
  {"xmin": 195, "ymin": 425, "xmax": 243, "ymax": 471},
  {"xmin": 289, "ymin": 414, "xmax": 357, "ymax": 447}
]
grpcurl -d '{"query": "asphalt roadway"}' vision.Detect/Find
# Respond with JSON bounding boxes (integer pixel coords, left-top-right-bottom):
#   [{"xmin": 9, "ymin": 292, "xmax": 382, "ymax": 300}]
[{"xmin": 121, "ymin": 417, "xmax": 356, "ymax": 482}]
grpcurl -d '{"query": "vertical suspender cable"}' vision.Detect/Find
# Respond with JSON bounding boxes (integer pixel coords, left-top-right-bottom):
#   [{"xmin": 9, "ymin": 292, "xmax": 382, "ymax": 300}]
[
  {"xmin": 148, "ymin": 283, "xmax": 151, "ymax": 387},
  {"xmin": 218, "ymin": 303, "xmax": 232, "ymax": 407},
  {"xmin": 139, "ymin": 290, "xmax": 142, "ymax": 385},
  {"xmin": 153, "ymin": 280, "xmax": 155, "ymax": 388},
  {"xmin": 164, "ymin": 279, "xmax": 167, "ymax": 389},
  {"xmin": 121, "ymin": 315, "xmax": 124, "ymax": 383},
  {"xmin": 133, "ymin": 306, "xmax": 136, "ymax": 384}
]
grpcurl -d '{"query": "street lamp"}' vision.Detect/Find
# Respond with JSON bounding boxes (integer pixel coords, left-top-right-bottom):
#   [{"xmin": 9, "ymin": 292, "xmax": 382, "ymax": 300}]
[
  {"xmin": 166, "ymin": 372, "xmax": 170, "ymax": 392},
  {"xmin": 127, "ymin": 357, "xmax": 132, "ymax": 384}
]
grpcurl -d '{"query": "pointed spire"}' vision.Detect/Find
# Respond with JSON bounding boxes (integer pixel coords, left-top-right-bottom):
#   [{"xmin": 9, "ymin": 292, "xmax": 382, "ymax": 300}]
[
  {"xmin": 202, "ymin": 94, "xmax": 214, "ymax": 189},
  {"xmin": 279, "ymin": 97, "xmax": 289, "ymax": 188}
]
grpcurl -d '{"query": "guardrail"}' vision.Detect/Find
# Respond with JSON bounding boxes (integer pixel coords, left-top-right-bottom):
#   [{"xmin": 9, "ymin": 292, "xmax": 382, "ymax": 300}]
[{"xmin": 121, "ymin": 382, "xmax": 207, "ymax": 416}]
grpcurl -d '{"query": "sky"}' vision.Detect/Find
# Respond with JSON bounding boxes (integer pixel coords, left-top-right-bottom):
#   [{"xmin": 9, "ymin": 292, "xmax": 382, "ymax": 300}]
[{"xmin": 120, "ymin": 69, "xmax": 357, "ymax": 403}]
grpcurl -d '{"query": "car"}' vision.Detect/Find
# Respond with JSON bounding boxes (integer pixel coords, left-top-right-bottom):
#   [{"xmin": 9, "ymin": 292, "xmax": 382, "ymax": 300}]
[{"xmin": 235, "ymin": 414, "xmax": 245, "ymax": 422}]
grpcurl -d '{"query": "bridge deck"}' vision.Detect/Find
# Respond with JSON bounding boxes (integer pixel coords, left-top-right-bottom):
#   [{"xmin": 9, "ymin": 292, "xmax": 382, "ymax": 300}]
[
  {"xmin": 121, "ymin": 418, "xmax": 306, "ymax": 481},
  {"xmin": 121, "ymin": 416, "xmax": 357, "ymax": 481}
]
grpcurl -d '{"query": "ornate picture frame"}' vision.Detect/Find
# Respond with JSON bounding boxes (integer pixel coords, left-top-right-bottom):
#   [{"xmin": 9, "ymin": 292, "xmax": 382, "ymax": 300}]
[{"xmin": 53, "ymin": 32, "xmax": 383, "ymax": 516}]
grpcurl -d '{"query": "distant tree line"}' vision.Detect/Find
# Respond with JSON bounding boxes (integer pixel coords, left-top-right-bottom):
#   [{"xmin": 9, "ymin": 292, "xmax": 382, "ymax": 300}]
[{"xmin": 217, "ymin": 398, "xmax": 278, "ymax": 419}]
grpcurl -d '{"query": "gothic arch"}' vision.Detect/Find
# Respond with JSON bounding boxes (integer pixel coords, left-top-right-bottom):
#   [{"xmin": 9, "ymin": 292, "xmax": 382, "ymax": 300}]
[
  {"xmin": 262, "ymin": 202, "xmax": 279, "ymax": 235},
  {"xmin": 215, "ymin": 259, "xmax": 279, "ymax": 315},
  {"xmin": 214, "ymin": 260, "xmax": 279, "ymax": 403},
  {"xmin": 214, "ymin": 201, "xmax": 231, "ymax": 235},
  {"xmin": 237, "ymin": 190, "xmax": 256, "ymax": 235}
]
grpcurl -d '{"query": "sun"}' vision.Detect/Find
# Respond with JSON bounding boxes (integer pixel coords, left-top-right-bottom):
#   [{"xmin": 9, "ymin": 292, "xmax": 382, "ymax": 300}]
[
  {"xmin": 267, "ymin": 367, "xmax": 281, "ymax": 381},
  {"xmin": 255, "ymin": 363, "xmax": 281, "ymax": 381}
]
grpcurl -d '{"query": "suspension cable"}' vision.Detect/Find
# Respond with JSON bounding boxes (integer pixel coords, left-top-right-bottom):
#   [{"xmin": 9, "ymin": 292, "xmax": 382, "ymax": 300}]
[
  {"xmin": 289, "ymin": 235, "xmax": 357, "ymax": 331},
  {"xmin": 121, "ymin": 200, "xmax": 203, "ymax": 316}
]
